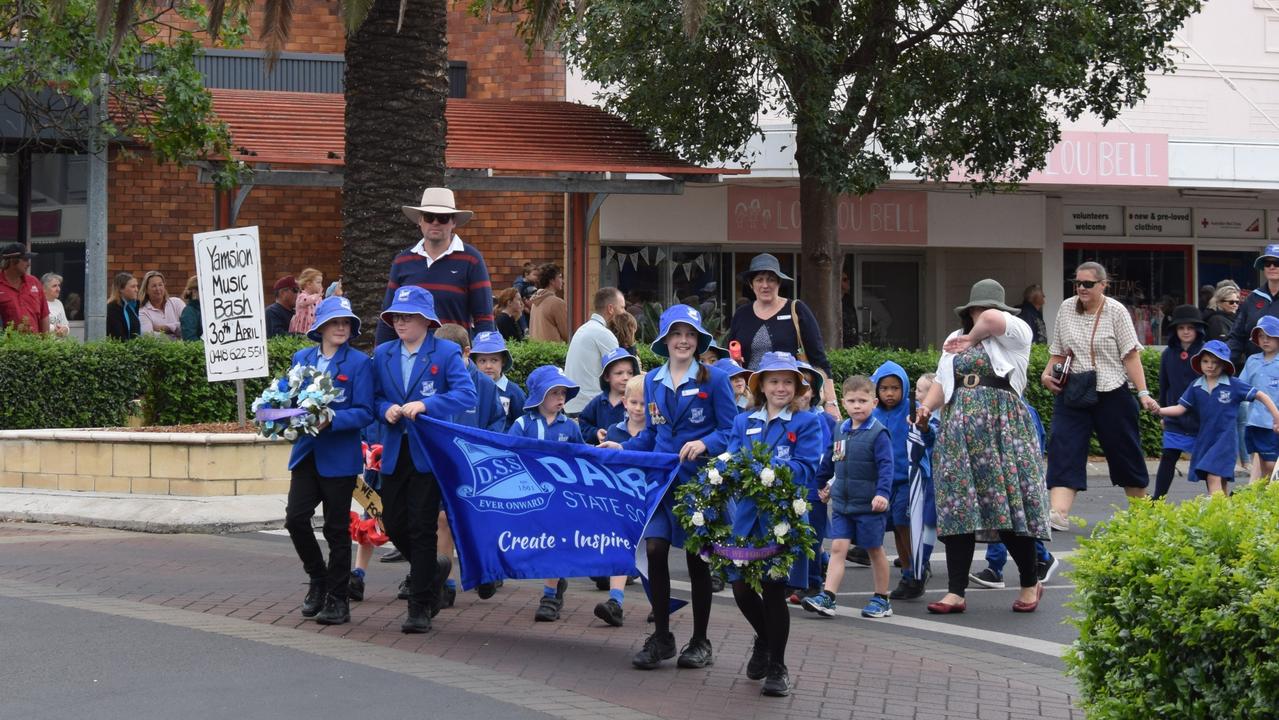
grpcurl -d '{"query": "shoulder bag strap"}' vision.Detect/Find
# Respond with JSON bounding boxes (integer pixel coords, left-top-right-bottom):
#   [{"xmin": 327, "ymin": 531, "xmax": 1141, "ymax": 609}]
[
  {"xmin": 1087, "ymin": 301, "xmax": 1104, "ymax": 369},
  {"xmin": 789, "ymin": 299, "xmax": 808, "ymax": 362}
]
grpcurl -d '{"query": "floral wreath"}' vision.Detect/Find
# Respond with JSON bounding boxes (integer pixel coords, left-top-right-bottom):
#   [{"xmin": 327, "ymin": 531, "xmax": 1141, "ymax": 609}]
[
  {"xmin": 674, "ymin": 441, "xmax": 816, "ymax": 592},
  {"xmin": 251, "ymin": 364, "xmax": 341, "ymax": 441}
]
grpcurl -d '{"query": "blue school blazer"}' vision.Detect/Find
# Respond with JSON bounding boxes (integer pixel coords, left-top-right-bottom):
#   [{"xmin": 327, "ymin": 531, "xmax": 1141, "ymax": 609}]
[
  {"xmin": 283, "ymin": 344, "xmax": 375, "ymax": 477},
  {"xmin": 623, "ymin": 363, "xmax": 736, "ymax": 464},
  {"xmin": 727, "ymin": 408, "xmax": 823, "ymax": 535},
  {"xmin": 453, "ymin": 363, "xmax": 507, "ymax": 433},
  {"xmin": 373, "ymin": 335, "xmax": 477, "ymax": 474}
]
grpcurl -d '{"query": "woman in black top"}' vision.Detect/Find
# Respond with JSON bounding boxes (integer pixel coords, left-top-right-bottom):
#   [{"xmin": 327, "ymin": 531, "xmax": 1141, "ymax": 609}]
[
  {"xmin": 726, "ymin": 254, "xmax": 830, "ymax": 375},
  {"xmin": 1203, "ymin": 285, "xmax": 1239, "ymax": 342},
  {"xmin": 106, "ymin": 272, "xmax": 141, "ymax": 341},
  {"xmin": 494, "ymin": 286, "xmax": 525, "ymax": 342}
]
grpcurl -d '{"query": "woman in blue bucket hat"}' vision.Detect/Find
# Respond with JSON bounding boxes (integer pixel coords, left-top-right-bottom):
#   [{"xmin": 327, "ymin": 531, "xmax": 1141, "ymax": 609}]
[
  {"xmin": 281, "ymin": 296, "xmax": 375, "ymax": 627},
  {"xmin": 601, "ymin": 304, "xmax": 737, "ymax": 671},
  {"xmin": 1227, "ymin": 243, "xmax": 1279, "ymax": 369}
]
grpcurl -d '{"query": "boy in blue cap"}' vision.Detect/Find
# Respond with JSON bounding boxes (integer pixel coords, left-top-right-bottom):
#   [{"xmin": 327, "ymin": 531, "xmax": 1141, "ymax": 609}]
[
  {"xmin": 579, "ymin": 347, "xmax": 641, "ymax": 445},
  {"xmin": 509, "ymin": 365, "xmax": 585, "ymax": 621},
  {"xmin": 1155, "ymin": 339, "xmax": 1279, "ymax": 495},
  {"xmin": 471, "ymin": 331, "xmax": 525, "ymax": 430},
  {"xmin": 374, "ymin": 286, "xmax": 477, "ymax": 633},
  {"xmin": 1240, "ymin": 316, "xmax": 1279, "ymax": 480},
  {"xmin": 282, "ymin": 296, "xmax": 374, "ymax": 626}
]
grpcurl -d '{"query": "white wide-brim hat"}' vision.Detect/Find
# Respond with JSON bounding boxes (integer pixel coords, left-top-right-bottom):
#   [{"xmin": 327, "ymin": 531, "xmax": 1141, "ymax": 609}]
[{"xmin": 401, "ymin": 187, "xmax": 474, "ymax": 226}]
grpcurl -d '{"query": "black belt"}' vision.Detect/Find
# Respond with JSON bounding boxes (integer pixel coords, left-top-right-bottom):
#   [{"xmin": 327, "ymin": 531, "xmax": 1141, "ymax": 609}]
[{"xmin": 955, "ymin": 372, "xmax": 1013, "ymax": 392}]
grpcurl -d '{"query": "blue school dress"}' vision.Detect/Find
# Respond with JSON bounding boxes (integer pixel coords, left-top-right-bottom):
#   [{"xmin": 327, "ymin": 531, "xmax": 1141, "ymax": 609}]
[
  {"xmin": 283, "ymin": 344, "xmax": 375, "ymax": 477},
  {"xmin": 724, "ymin": 407, "xmax": 822, "ymax": 587},
  {"xmin": 1178, "ymin": 376, "xmax": 1257, "ymax": 480},
  {"xmin": 623, "ymin": 361, "xmax": 737, "ymax": 546}
]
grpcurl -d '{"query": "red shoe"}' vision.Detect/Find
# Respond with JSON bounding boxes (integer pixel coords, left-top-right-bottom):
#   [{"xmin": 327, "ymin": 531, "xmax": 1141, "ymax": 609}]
[
  {"xmin": 926, "ymin": 599, "xmax": 966, "ymax": 614},
  {"xmin": 1012, "ymin": 583, "xmax": 1044, "ymax": 613}
]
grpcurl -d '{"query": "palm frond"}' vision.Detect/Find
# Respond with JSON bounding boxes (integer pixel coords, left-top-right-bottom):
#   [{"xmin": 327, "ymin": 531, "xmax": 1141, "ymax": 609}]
[
  {"xmin": 260, "ymin": 0, "xmax": 295, "ymax": 67},
  {"xmin": 339, "ymin": 0, "xmax": 375, "ymax": 34}
]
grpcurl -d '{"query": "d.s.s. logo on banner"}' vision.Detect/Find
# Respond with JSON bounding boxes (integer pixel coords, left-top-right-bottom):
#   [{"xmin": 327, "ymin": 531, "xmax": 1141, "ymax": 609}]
[{"xmin": 454, "ymin": 438, "xmax": 555, "ymax": 515}]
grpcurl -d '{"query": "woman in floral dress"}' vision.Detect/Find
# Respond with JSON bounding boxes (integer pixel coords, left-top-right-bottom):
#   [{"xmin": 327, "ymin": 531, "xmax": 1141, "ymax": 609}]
[{"xmin": 916, "ymin": 279, "xmax": 1050, "ymax": 614}]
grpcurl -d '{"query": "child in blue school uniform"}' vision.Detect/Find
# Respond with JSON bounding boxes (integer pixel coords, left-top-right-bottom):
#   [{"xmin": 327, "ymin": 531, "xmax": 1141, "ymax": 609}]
[
  {"xmin": 282, "ymin": 296, "xmax": 374, "ymax": 626},
  {"xmin": 1240, "ymin": 316, "xmax": 1279, "ymax": 481},
  {"xmin": 725, "ymin": 352, "xmax": 823, "ymax": 698},
  {"xmin": 508, "ymin": 365, "xmax": 586, "ymax": 622},
  {"xmin": 471, "ymin": 331, "xmax": 526, "ymax": 430},
  {"xmin": 713, "ymin": 358, "xmax": 755, "ymax": 412},
  {"xmin": 373, "ymin": 286, "xmax": 477, "ymax": 634},
  {"xmin": 604, "ymin": 373, "xmax": 648, "ymax": 445},
  {"xmin": 602, "ymin": 305, "xmax": 737, "ymax": 672},
  {"xmin": 579, "ymin": 347, "xmax": 641, "ymax": 444},
  {"xmin": 1155, "ymin": 339, "xmax": 1279, "ymax": 495},
  {"xmin": 794, "ymin": 360, "xmax": 837, "ymax": 603},
  {"xmin": 869, "ymin": 361, "xmax": 925, "ymax": 599},
  {"xmin": 1153, "ymin": 305, "xmax": 1206, "ymax": 500}
]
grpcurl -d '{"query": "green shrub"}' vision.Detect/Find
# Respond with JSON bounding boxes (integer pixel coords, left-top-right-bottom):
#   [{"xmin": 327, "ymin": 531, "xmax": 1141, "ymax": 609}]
[
  {"xmin": 1066, "ymin": 481, "xmax": 1279, "ymax": 718},
  {"xmin": 0, "ymin": 329, "xmax": 146, "ymax": 429}
]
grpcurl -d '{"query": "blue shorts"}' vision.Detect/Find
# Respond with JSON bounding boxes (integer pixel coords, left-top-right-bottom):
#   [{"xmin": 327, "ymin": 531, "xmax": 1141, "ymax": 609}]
[
  {"xmin": 887, "ymin": 480, "xmax": 910, "ymax": 527},
  {"xmin": 1245, "ymin": 426, "xmax": 1279, "ymax": 462},
  {"xmin": 829, "ymin": 512, "xmax": 886, "ymax": 549}
]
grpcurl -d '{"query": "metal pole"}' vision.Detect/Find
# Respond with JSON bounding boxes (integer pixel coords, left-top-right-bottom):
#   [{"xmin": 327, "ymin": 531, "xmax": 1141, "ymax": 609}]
[
  {"xmin": 235, "ymin": 379, "xmax": 247, "ymax": 428},
  {"xmin": 84, "ymin": 73, "xmax": 109, "ymax": 341}
]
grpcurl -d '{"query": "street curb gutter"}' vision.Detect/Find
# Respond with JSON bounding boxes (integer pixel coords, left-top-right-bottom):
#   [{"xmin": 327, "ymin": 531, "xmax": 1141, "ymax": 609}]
[{"xmin": 0, "ymin": 488, "xmax": 287, "ymax": 534}]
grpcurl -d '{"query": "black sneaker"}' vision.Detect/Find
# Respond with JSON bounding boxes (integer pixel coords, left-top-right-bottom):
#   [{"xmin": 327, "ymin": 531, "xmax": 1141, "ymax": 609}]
[
  {"xmin": 301, "ymin": 579, "xmax": 325, "ymax": 617},
  {"xmin": 677, "ymin": 636, "xmax": 714, "ymax": 668},
  {"xmin": 380, "ymin": 548, "xmax": 406, "ymax": 563},
  {"xmin": 709, "ymin": 574, "xmax": 725, "ymax": 593},
  {"xmin": 534, "ymin": 578, "xmax": 567, "ymax": 622},
  {"xmin": 1037, "ymin": 553, "xmax": 1061, "ymax": 583},
  {"xmin": 592, "ymin": 576, "xmax": 610, "ymax": 591},
  {"xmin": 889, "ymin": 577, "xmax": 925, "ymax": 600},
  {"xmin": 430, "ymin": 555, "xmax": 453, "ymax": 617},
  {"xmin": 632, "ymin": 631, "xmax": 676, "ymax": 669},
  {"xmin": 401, "ymin": 601, "xmax": 431, "ymax": 634},
  {"xmin": 968, "ymin": 568, "xmax": 1006, "ymax": 589},
  {"xmin": 476, "ymin": 581, "xmax": 497, "ymax": 600},
  {"xmin": 646, "ymin": 610, "xmax": 654, "ymax": 623},
  {"xmin": 593, "ymin": 598, "xmax": 624, "ymax": 627},
  {"xmin": 348, "ymin": 572, "xmax": 365, "ymax": 602},
  {"xmin": 746, "ymin": 635, "xmax": 769, "ymax": 680},
  {"xmin": 397, "ymin": 574, "xmax": 411, "ymax": 600},
  {"xmin": 846, "ymin": 547, "xmax": 871, "ymax": 567},
  {"xmin": 315, "ymin": 595, "xmax": 350, "ymax": 625},
  {"xmin": 440, "ymin": 585, "xmax": 456, "ymax": 609},
  {"xmin": 761, "ymin": 662, "xmax": 791, "ymax": 697}
]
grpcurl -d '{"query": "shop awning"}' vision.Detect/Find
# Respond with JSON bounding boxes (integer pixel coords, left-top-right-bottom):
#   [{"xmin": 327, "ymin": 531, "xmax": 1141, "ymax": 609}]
[{"xmin": 203, "ymin": 89, "xmax": 745, "ymax": 190}]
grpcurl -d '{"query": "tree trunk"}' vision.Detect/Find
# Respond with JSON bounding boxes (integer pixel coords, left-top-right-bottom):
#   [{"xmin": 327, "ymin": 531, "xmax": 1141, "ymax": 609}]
[
  {"xmin": 795, "ymin": 124, "xmax": 842, "ymax": 351},
  {"xmin": 342, "ymin": 0, "xmax": 449, "ymax": 346}
]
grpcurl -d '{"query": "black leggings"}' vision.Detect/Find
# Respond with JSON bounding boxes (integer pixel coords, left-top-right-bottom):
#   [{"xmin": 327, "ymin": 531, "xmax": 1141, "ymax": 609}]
[
  {"xmin": 731, "ymin": 580, "xmax": 790, "ymax": 665},
  {"xmin": 942, "ymin": 532, "xmax": 1038, "ymax": 595},
  {"xmin": 646, "ymin": 538, "xmax": 712, "ymax": 639},
  {"xmin": 1153, "ymin": 448, "xmax": 1181, "ymax": 500}
]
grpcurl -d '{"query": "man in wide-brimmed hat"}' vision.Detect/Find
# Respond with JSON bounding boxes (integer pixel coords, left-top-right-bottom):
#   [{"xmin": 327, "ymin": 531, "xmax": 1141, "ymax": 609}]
[
  {"xmin": 0, "ymin": 242, "xmax": 49, "ymax": 334},
  {"xmin": 375, "ymin": 187, "xmax": 495, "ymax": 343}
]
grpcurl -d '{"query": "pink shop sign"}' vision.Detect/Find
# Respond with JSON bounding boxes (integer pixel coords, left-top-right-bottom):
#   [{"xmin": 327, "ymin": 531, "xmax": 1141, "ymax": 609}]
[
  {"xmin": 727, "ymin": 186, "xmax": 927, "ymax": 245},
  {"xmin": 948, "ymin": 131, "xmax": 1169, "ymax": 186}
]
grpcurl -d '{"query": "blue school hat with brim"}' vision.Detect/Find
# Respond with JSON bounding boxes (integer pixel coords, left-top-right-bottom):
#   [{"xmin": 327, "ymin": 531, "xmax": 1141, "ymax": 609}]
[
  {"xmin": 1255, "ymin": 244, "xmax": 1279, "ymax": 270},
  {"xmin": 307, "ymin": 296, "xmax": 361, "ymax": 342},
  {"xmin": 746, "ymin": 351, "xmax": 810, "ymax": 396},
  {"xmin": 652, "ymin": 304, "xmax": 714, "ymax": 358},
  {"xmin": 379, "ymin": 286, "xmax": 440, "ymax": 328},
  {"xmin": 796, "ymin": 359, "xmax": 825, "ymax": 397},
  {"xmin": 1191, "ymin": 339, "xmax": 1234, "ymax": 376},
  {"xmin": 703, "ymin": 339, "xmax": 730, "ymax": 361},
  {"xmin": 1251, "ymin": 315, "xmax": 1279, "ymax": 346},
  {"xmin": 598, "ymin": 347, "xmax": 641, "ymax": 391},
  {"xmin": 471, "ymin": 330, "xmax": 513, "ymax": 373},
  {"xmin": 713, "ymin": 358, "xmax": 752, "ymax": 381},
  {"xmin": 524, "ymin": 365, "xmax": 580, "ymax": 410}
]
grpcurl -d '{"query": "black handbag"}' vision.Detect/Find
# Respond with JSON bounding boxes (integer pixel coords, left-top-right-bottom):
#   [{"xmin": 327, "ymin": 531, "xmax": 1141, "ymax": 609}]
[{"xmin": 1061, "ymin": 306, "xmax": 1103, "ymax": 410}]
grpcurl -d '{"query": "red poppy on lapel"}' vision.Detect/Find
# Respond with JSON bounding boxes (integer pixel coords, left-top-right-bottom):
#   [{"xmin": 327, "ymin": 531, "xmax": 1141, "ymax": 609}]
[
  {"xmin": 337, "ymin": 374, "xmax": 349, "ymax": 382},
  {"xmin": 431, "ymin": 365, "xmax": 439, "ymax": 375},
  {"xmin": 787, "ymin": 431, "xmax": 797, "ymax": 443},
  {"xmin": 697, "ymin": 391, "xmax": 708, "ymax": 399}
]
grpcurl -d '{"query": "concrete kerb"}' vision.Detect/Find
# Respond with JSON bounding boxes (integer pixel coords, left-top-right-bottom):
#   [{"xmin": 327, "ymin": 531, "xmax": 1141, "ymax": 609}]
[{"xmin": 0, "ymin": 488, "xmax": 287, "ymax": 534}]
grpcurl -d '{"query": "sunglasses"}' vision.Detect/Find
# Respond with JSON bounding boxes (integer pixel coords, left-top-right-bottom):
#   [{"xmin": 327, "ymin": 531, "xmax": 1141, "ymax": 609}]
[
  {"xmin": 387, "ymin": 313, "xmax": 419, "ymax": 323},
  {"xmin": 1222, "ymin": 300, "xmax": 1240, "ymax": 306},
  {"xmin": 1263, "ymin": 260, "xmax": 1279, "ymax": 268},
  {"xmin": 1074, "ymin": 280, "xmax": 1101, "ymax": 289},
  {"xmin": 420, "ymin": 212, "xmax": 454, "ymax": 225}
]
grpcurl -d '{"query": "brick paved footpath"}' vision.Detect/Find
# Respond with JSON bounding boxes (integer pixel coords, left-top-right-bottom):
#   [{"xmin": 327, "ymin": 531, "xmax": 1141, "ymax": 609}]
[{"xmin": 0, "ymin": 522, "xmax": 1082, "ymax": 720}]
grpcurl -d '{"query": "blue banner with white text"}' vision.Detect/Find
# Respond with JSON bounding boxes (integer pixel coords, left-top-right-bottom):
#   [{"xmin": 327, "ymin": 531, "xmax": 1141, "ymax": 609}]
[{"xmin": 414, "ymin": 416, "xmax": 681, "ymax": 590}]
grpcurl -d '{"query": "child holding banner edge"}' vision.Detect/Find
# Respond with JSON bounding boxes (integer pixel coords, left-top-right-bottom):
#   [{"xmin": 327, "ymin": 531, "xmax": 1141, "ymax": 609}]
[{"xmin": 601, "ymin": 305, "xmax": 737, "ymax": 671}]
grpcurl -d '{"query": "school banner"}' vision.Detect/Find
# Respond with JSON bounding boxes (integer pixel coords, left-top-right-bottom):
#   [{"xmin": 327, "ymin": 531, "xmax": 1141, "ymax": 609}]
[{"xmin": 413, "ymin": 417, "xmax": 681, "ymax": 590}]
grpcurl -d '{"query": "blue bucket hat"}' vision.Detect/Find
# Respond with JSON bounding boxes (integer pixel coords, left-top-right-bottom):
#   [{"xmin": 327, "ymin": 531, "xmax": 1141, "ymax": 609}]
[
  {"xmin": 379, "ymin": 286, "xmax": 440, "ymax": 328},
  {"xmin": 1191, "ymin": 339, "xmax": 1234, "ymax": 376},
  {"xmin": 523, "ymin": 366, "xmax": 581, "ymax": 410},
  {"xmin": 652, "ymin": 304, "xmax": 714, "ymax": 358},
  {"xmin": 307, "ymin": 296, "xmax": 361, "ymax": 342},
  {"xmin": 796, "ymin": 359, "xmax": 825, "ymax": 397},
  {"xmin": 702, "ymin": 339, "xmax": 730, "ymax": 361},
  {"xmin": 471, "ymin": 331, "xmax": 513, "ymax": 373},
  {"xmin": 1255, "ymin": 244, "xmax": 1279, "ymax": 270},
  {"xmin": 713, "ymin": 358, "xmax": 752, "ymax": 381},
  {"xmin": 598, "ymin": 347, "xmax": 641, "ymax": 391},
  {"xmin": 1251, "ymin": 315, "xmax": 1279, "ymax": 347},
  {"xmin": 746, "ymin": 351, "xmax": 810, "ymax": 396}
]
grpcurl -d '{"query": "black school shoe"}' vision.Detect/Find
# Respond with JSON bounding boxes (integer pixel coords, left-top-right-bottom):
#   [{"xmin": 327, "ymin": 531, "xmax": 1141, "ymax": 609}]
[
  {"xmin": 476, "ymin": 581, "xmax": 497, "ymax": 599},
  {"xmin": 301, "ymin": 579, "xmax": 325, "ymax": 617},
  {"xmin": 397, "ymin": 574, "xmax": 411, "ymax": 600},
  {"xmin": 592, "ymin": 576, "xmax": 610, "ymax": 591},
  {"xmin": 846, "ymin": 546, "xmax": 871, "ymax": 566},
  {"xmin": 746, "ymin": 636, "xmax": 770, "ymax": 680},
  {"xmin": 348, "ymin": 572, "xmax": 365, "ymax": 602},
  {"xmin": 709, "ymin": 575, "xmax": 726, "ymax": 593},
  {"xmin": 761, "ymin": 662, "xmax": 791, "ymax": 697},
  {"xmin": 890, "ymin": 576, "xmax": 926, "ymax": 600},
  {"xmin": 534, "ymin": 578, "xmax": 568, "ymax": 622},
  {"xmin": 593, "ymin": 598, "xmax": 624, "ymax": 627},
  {"xmin": 632, "ymin": 631, "xmax": 676, "ymax": 669},
  {"xmin": 315, "ymin": 595, "xmax": 350, "ymax": 625},
  {"xmin": 380, "ymin": 549, "xmax": 406, "ymax": 563},
  {"xmin": 677, "ymin": 636, "xmax": 714, "ymax": 668},
  {"xmin": 401, "ymin": 600, "xmax": 431, "ymax": 634}
]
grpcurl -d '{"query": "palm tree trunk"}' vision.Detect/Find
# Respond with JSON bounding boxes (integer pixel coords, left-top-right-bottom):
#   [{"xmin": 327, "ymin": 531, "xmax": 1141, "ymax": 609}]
[{"xmin": 342, "ymin": 0, "xmax": 449, "ymax": 346}]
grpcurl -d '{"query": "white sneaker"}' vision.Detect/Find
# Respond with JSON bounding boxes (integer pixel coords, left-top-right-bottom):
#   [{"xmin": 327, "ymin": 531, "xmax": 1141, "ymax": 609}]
[{"xmin": 1049, "ymin": 510, "xmax": 1070, "ymax": 532}]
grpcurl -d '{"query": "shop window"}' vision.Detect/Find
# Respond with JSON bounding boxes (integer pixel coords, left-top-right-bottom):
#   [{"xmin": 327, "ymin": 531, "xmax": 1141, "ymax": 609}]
[
  {"xmin": 28, "ymin": 153, "xmax": 87, "ymax": 320},
  {"xmin": 1065, "ymin": 245, "xmax": 1191, "ymax": 345},
  {"xmin": 600, "ymin": 246, "xmax": 726, "ymax": 342},
  {"xmin": 1198, "ymin": 250, "xmax": 1260, "ymax": 295}
]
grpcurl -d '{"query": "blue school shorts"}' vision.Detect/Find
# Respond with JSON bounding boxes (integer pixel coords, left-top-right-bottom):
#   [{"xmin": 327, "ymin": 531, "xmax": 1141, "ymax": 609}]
[
  {"xmin": 887, "ymin": 479, "xmax": 911, "ymax": 527},
  {"xmin": 1245, "ymin": 426, "xmax": 1279, "ymax": 462},
  {"xmin": 829, "ymin": 511, "xmax": 886, "ymax": 549}
]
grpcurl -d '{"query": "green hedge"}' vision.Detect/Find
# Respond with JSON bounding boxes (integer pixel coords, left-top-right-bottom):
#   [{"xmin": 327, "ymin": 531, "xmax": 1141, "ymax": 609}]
[
  {"xmin": 0, "ymin": 331, "xmax": 1164, "ymax": 454},
  {"xmin": 1066, "ymin": 481, "xmax": 1279, "ymax": 718}
]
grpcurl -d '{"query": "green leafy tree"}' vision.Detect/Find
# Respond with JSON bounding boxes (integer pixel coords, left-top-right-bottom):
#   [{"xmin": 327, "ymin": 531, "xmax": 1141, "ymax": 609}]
[
  {"xmin": 485, "ymin": 0, "xmax": 1202, "ymax": 346},
  {"xmin": 0, "ymin": 0, "xmax": 248, "ymax": 186}
]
